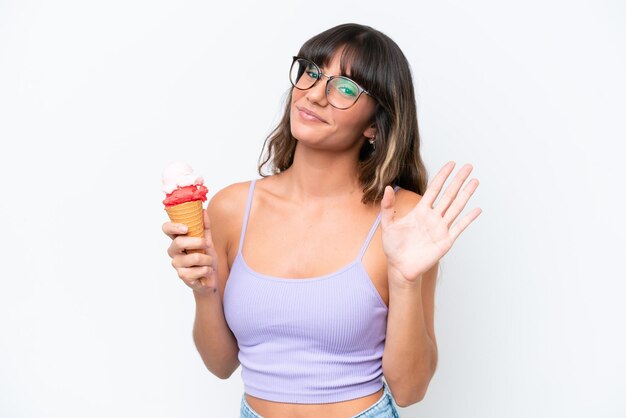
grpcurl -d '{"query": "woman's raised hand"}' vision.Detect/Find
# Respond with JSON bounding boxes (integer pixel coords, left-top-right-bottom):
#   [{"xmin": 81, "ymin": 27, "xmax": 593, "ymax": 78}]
[
  {"xmin": 162, "ymin": 209, "xmax": 219, "ymax": 295},
  {"xmin": 380, "ymin": 161, "xmax": 482, "ymax": 286}
]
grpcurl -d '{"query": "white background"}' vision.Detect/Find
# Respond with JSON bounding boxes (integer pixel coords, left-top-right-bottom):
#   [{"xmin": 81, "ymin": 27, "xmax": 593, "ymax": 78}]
[{"xmin": 1, "ymin": 0, "xmax": 625, "ymax": 417}]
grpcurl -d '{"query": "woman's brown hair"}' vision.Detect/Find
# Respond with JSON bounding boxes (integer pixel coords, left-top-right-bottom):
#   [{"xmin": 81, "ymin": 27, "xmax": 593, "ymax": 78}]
[{"xmin": 257, "ymin": 23, "xmax": 428, "ymax": 205}]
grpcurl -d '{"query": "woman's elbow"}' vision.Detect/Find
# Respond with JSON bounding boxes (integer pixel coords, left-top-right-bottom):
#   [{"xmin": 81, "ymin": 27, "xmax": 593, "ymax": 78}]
[
  {"xmin": 394, "ymin": 390, "xmax": 425, "ymax": 407},
  {"xmin": 390, "ymin": 382, "xmax": 429, "ymax": 407}
]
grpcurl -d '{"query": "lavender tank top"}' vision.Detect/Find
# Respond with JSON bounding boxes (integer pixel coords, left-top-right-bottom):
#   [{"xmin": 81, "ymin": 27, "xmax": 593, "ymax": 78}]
[{"xmin": 223, "ymin": 179, "xmax": 400, "ymax": 404}]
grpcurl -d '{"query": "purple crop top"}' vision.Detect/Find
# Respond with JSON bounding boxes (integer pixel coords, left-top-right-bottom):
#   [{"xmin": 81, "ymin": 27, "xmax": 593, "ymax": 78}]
[{"xmin": 223, "ymin": 179, "xmax": 400, "ymax": 404}]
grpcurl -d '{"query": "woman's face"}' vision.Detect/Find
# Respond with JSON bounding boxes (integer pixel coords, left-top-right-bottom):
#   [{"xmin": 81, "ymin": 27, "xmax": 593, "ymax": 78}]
[{"xmin": 290, "ymin": 51, "xmax": 377, "ymax": 151}]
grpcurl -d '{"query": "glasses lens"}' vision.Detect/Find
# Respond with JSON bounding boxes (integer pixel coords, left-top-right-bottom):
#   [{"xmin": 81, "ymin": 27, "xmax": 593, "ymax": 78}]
[
  {"xmin": 290, "ymin": 58, "xmax": 319, "ymax": 89},
  {"xmin": 327, "ymin": 77, "xmax": 360, "ymax": 109}
]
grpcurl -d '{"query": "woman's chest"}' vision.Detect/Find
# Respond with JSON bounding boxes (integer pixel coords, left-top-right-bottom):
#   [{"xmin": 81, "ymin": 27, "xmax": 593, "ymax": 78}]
[
  {"xmin": 226, "ymin": 207, "xmax": 390, "ymax": 307},
  {"xmin": 224, "ymin": 262, "xmax": 388, "ymax": 350}
]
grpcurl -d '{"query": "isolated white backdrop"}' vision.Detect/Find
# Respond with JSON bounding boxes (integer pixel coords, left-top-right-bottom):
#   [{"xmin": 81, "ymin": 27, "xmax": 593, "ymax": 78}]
[{"xmin": 1, "ymin": 0, "xmax": 625, "ymax": 417}]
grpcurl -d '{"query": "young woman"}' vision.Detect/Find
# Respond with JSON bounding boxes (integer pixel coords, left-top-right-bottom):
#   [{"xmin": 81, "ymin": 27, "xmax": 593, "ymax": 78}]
[{"xmin": 163, "ymin": 23, "xmax": 481, "ymax": 418}]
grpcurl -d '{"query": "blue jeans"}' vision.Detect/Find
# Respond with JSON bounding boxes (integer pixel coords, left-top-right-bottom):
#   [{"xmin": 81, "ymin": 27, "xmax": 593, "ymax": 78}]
[{"xmin": 240, "ymin": 382, "xmax": 400, "ymax": 417}]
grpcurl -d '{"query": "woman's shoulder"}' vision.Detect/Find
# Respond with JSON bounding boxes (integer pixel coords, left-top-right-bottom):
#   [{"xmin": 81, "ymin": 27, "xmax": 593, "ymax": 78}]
[
  {"xmin": 206, "ymin": 179, "xmax": 255, "ymax": 217},
  {"xmin": 205, "ymin": 179, "xmax": 260, "ymax": 254}
]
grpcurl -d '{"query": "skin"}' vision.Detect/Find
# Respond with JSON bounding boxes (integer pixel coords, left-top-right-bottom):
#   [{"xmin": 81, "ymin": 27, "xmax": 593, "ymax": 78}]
[{"xmin": 162, "ymin": 49, "xmax": 482, "ymax": 417}]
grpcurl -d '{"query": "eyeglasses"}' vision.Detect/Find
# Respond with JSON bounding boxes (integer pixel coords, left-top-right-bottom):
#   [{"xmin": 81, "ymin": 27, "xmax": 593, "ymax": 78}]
[{"xmin": 289, "ymin": 56, "xmax": 374, "ymax": 110}]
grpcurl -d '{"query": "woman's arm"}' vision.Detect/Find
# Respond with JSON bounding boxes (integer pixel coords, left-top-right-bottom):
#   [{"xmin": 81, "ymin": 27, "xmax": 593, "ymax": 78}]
[
  {"xmin": 380, "ymin": 190, "xmax": 439, "ymax": 407},
  {"xmin": 382, "ymin": 263, "xmax": 439, "ymax": 407},
  {"xmin": 192, "ymin": 187, "xmax": 241, "ymax": 379},
  {"xmin": 381, "ymin": 162, "xmax": 480, "ymax": 406}
]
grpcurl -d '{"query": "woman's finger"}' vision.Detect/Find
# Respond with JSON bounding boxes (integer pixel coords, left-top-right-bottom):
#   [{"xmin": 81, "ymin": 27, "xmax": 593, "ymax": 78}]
[
  {"xmin": 176, "ymin": 265, "xmax": 213, "ymax": 284},
  {"xmin": 443, "ymin": 178, "xmax": 480, "ymax": 229},
  {"xmin": 449, "ymin": 206, "xmax": 483, "ymax": 243},
  {"xmin": 162, "ymin": 222, "xmax": 188, "ymax": 240},
  {"xmin": 420, "ymin": 161, "xmax": 456, "ymax": 209},
  {"xmin": 171, "ymin": 252, "xmax": 213, "ymax": 269},
  {"xmin": 433, "ymin": 163, "xmax": 473, "ymax": 217},
  {"xmin": 167, "ymin": 236, "xmax": 208, "ymax": 258}
]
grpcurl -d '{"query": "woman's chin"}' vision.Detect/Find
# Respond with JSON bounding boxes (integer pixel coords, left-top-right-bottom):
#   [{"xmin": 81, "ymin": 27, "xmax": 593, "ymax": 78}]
[{"xmin": 290, "ymin": 123, "xmax": 320, "ymax": 141}]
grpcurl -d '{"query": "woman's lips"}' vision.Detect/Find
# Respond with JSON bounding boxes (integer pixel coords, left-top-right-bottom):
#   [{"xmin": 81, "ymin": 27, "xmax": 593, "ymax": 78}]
[{"xmin": 297, "ymin": 106, "xmax": 326, "ymax": 123}]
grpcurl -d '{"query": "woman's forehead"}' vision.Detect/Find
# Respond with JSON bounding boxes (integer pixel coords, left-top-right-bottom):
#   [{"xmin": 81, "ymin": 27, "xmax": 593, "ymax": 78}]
[{"xmin": 319, "ymin": 50, "xmax": 354, "ymax": 77}]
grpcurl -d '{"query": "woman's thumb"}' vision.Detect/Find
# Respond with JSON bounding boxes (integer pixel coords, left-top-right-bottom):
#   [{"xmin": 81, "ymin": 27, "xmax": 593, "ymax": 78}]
[{"xmin": 380, "ymin": 185, "xmax": 396, "ymax": 228}]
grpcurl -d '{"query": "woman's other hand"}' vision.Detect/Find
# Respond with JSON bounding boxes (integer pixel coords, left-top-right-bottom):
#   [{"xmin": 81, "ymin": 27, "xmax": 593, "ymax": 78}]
[{"xmin": 162, "ymin": 209, "xmax": 219, "ymax": 295}]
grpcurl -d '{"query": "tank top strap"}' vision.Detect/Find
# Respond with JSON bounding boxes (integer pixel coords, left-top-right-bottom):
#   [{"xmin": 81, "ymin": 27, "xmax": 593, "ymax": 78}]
[
  {"xmin": 357, "ymin": 184, "xmax": 401, "ymax": 261},
  {"xmin": 237, "ymin": 179, "xmax": 257, "ymax": 256}
]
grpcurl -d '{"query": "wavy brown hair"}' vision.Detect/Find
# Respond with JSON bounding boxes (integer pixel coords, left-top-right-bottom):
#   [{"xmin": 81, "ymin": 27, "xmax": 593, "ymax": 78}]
[{"xmin": 257, "ymin": 23, "xmax": 428, "ymax": 205}]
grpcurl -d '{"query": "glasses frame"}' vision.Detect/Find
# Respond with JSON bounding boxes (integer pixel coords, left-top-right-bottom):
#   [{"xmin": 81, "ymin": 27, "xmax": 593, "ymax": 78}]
[{"xmin": 289, "ymin": 56, "xmax": 375, "ymax": 110}]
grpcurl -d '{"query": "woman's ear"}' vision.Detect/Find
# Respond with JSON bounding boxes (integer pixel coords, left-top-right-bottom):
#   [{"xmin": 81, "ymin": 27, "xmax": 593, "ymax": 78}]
[{"xmin": 363, "ymin": 124, "xmax": 377, "ymax": 139}]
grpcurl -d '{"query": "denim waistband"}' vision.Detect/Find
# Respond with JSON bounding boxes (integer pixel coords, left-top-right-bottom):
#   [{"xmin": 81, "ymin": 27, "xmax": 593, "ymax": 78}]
[{"xmin": 239, "ymin": 381, "xmax": 400, "ymax": 417}]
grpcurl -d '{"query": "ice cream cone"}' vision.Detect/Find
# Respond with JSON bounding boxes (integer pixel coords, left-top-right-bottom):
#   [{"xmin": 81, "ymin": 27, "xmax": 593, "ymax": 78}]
[{"xmin": 165, "ymin": 200, "xmax": 205, "ymax": 254}]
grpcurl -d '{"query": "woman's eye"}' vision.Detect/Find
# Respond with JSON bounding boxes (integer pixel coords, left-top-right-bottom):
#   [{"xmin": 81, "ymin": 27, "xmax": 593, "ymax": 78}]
[
  {"xmin": 305, "ymin": 71, "xmax": 319, "ymax": 79},
  {"xmin": 338, "ymin": 85, "xmax": 356, "ymax": 96}
]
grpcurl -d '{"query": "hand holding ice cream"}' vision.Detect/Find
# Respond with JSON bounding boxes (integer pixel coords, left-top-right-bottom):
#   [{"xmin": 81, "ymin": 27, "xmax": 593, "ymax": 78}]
[
  {"xmin": 162, "ymin": 161, "xmax": 209, "ymax": 254},
  {"xmin": 162, "ymin": 161, "xmax": 218, "ymax": 294}
]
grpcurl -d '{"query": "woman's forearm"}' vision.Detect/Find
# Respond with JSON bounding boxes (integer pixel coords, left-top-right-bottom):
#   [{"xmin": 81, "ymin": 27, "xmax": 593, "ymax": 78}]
[
  {"xmin": 382, "ymin": 273, "xmax": 437, "ymax": 407},
  {"xmin": 192, "ymin": 290, "xmax": 240, "ymax": 379}
]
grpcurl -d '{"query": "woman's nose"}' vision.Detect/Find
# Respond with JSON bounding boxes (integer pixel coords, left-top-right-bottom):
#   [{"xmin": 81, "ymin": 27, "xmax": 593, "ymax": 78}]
[{"xmin": 305, "ymin": 77, "xmax": 329, "ymax": 105}]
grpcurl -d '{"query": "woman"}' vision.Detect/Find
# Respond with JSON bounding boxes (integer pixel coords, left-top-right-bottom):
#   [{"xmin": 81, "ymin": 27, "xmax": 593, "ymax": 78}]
[{"xmin": 163, "ymin": 23, "xmax": 481, "ymax": 418}]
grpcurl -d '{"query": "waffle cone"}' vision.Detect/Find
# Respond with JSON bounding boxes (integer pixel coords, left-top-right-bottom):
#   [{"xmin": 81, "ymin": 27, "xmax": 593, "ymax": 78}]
[{"xmin": 165, "ymin": 200, "xmax": 205, "ymax": 254}]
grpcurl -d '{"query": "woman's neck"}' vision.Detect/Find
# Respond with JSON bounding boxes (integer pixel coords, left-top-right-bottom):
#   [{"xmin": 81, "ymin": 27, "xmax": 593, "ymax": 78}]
[{"xmin": 277, "ymin": 141, "xmax": 363, "ymax": 201}]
